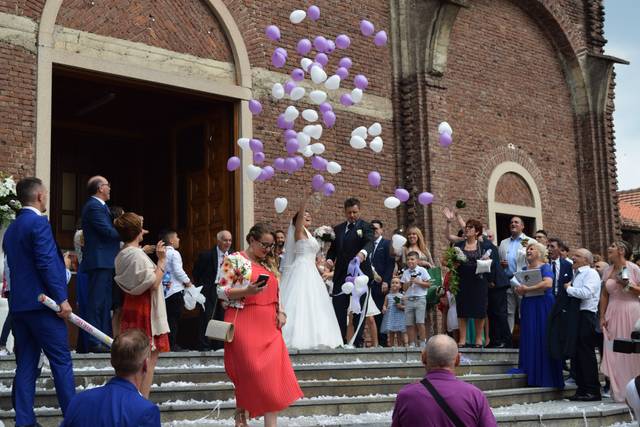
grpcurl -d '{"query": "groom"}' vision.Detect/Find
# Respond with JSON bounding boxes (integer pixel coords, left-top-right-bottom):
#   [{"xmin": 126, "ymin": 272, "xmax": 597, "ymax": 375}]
[{"xmin": 326, "ymin": 198, "xmax": 374, "ymax": 346}]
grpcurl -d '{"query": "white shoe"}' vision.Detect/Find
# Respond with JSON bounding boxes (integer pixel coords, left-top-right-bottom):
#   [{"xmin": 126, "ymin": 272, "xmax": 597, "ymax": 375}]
[
  {"xmin": 0, "ymin": 348, "xmax": 9, "ymax": 356},
  {"xmin": 565, "ymin": 377, "xmax": 576, "ymax": 386}
]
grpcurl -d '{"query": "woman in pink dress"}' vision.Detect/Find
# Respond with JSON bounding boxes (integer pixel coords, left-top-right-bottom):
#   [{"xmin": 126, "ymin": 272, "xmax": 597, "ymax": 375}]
[{"xmin": 600, "ymin": 240, "xmax": 640, "ymax": 402}]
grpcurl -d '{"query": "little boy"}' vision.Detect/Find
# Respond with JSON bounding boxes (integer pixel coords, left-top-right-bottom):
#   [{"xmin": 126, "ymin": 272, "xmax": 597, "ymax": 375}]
[
  {"xmin": 400, "ymin": 251, "xmax": 431, "ymax": 347},
  {"xmin": 161, "ymin": 229, "xmax": 192, "ymax": 352}
]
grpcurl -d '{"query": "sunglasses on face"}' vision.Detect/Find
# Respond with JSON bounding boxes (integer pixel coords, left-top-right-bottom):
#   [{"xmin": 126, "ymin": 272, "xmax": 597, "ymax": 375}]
[{"xmin": 257, "ymin": 241, "xmax": 275, "ymax": 250}]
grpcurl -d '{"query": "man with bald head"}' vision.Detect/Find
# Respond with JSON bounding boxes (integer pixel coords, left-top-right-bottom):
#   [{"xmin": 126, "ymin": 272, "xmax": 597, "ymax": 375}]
[
  {"xmin": 81, "ymin": 175, "xmax": 121, "ymax": 352},
  {"xmin": 392, "ymin": 335, "xmax": 496, "ymax": 426}
]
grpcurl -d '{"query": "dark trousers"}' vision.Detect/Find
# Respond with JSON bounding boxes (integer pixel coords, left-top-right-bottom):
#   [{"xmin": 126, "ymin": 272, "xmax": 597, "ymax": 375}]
[
  {"xmin": 0, "ymin": 292, "xmax": 12, "ymax": 346},
  {"xmin": 488, "ymin": 286, "xmax": 511, "ymax": 346},
  {"xmin": 351, "ymin": 290, "xmax": 370, "ymax": 347},
  {"xmin": 165, "ymin": 292, "xmax": 184, "ymax": 350},
  {"xmin": 575, "ymin": 310, "xmax": 601, "ymax": 396},
  {"xmin": 371, "ymin": 283, "xmax": 387, "ymax": 346},
  {"xmin": 85, "ymin": 268, "xmax": 113, "ymax": 349},
  {"xmin": 13, "ymin": 310, "xmax": 75, "ymax": 426},
  {"xmin": 197, "ymin": 283, "xmax": 225, "ymax": 351},
  {"xmin": 333, "ymin": 293, "xmax": 350, "ymax": 342}
]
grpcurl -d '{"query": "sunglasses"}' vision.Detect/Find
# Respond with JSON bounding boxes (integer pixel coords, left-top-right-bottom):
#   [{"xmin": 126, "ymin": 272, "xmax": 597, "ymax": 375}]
[{"xmin": 257, "ymin": 241, "xmax": 275, "ymax": 250}]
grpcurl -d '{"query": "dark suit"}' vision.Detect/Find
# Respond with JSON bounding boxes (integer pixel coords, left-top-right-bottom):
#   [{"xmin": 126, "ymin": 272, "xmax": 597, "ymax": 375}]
[
  {"xmin": 370, "ymin": 237, "xmax": 395, "ymax": 346},
  {"xmin": 3, "ymin": 208, "xmax": 75, "ymax": 426},
  {"xmin": 326, "ymin": 219, "xmax": 374, "ymax": 344},
  {"xmin": 61, "ymin": 377, "xmax": 160, "ymax": 427},
  {"xmin": 547, "ymin": 258, "xmax": 577, "ymax": 375},
  {"xmin": 80, "ymin": 197, "xmax": 120, "ymax": 349},
  {"xmin": 193, "ymin": 246, "xmax": 232, "ymax": 351},
  {"xmin": 486, "ymin": 241, "xmax": 512, "ymax": 347}
]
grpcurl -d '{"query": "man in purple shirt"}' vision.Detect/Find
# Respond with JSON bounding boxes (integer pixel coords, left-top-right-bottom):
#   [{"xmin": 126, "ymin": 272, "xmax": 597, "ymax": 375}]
[{"xmin": 392, "ymin": 334, "xmax": 497, "ymax": 427}]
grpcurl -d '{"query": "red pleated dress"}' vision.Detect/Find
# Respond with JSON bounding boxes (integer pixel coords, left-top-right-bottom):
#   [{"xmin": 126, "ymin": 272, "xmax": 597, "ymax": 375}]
[{"xmin": 223, "ymin": 256, "xmax": 303, "ymax": 417}]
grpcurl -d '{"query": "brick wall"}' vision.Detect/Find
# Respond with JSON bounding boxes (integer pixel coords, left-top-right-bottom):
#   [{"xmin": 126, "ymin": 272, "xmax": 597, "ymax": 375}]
[
  {"xmin": 495, "ymin": 173, "xmax": 534, "ymax": 207},
  {"xmin": 0, "ymin": 0, "xmax": 45, "ymax": 21}
]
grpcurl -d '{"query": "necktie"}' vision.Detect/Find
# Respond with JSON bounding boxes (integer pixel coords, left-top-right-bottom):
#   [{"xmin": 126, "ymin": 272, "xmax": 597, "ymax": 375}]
[
  {"xmin": 346, "ymin": 222, "xmax": 354, "ymax": 234},
  {"xmin": 372, "ymin": 239, "xmax": 380, "ymax": 260},
  {"xmin": 552, "ymin": 261, "xmax": 557, "ymax": 296}
]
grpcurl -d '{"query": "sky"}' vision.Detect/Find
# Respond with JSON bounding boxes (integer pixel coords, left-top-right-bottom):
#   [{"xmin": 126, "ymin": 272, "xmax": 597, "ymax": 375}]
[{"xmin": 604, "ymin": 0, "xmax": 640, "ymax": 190}]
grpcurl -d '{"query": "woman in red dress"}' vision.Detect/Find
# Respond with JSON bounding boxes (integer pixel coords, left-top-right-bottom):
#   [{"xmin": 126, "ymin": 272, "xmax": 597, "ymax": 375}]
[
  {"xmin": 113, "ymin": 212, "xmax": 170, "ymax": 398},
  {"xmin": 218, "ymin": 223, "xmax": 303, "ymax": 427}
]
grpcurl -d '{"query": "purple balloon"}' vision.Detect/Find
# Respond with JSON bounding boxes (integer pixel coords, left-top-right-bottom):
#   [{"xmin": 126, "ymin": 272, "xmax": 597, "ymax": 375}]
[
  {"xmin": 326, "ymin": 40, "xmax": 335, "ymax": 54},
  {"xmin": 283, "ymin": 129, "xmax": 297, "ymax": 140},
  {"xmin": 248, "ymin": 99, "xmax": 262, "ymax": 115},
  {"xmin": 273, "ymin": 157, "xmax": 285, "ymax": 171},
  {"xmin": 315, "ymin": 53, "xmax": 329, "ymax": 66},
  {"xmin": 271, "ymin": 51, "xmax": 286, "ymax": 68},
  {"xmin": 253, "ymin": 151, "xmax": 265, "ymax": 164},
  {"xmin": 284, "ymin": 157, "xmax": 297, "ymax": 173},
  {"xmin": 291, "ymin": 68, "xmax": 305, "ymax": 81},
  {"xmin": 265, "ymin": 25, "xmax": 280, "ymax": 41},
  {"xmin": 340, "ymin": 93, "xmax": 354, "ymax": 107},
  {"xmin": 274, "ymin": 47, "xmax": 288, "ymax": 58},
  {"xmin": 256, "ymin": 169, "xmax": 270, "ymax": 182},
  {"xmin": 314, "ymin": 36, "xmax": 328, "ymax": 53},
  {"xmin": 286, "ymin": 139, "xmax": 299, "ymax": 155},
  {"xmin": 263, "ymin": 165, "xmax": 275, "ymax": 178},
  {"xmin": 308, "ymin": 5, "xmax": 320, "ymax": 21},
  {"xmin": 319, "ymin": 102, "xmax": 333, "ymax": 114},
  {"xmin": 368, "ymin": 171, "xmax": 381, "ymax": 188},
  {"xmin": 249, "ymin": 139, "xmax": 263, "ymax": 152},
  {"xmin": 339, "ymin": 57, "xmax": 352, "ymax": 69},
  {"xmin": 394, "ymin": 188, "xmax": 410, "ymax": 202},
  {"xmin": 322, "ymin": 182, "xmax": 335, "ymax": 196},
  {"xmin": 374, "ymin": 30, "xmax": 388, "ymax": 47},
  {"xmin": 322, "ymin": 110, "xmax": 336, "ymax": 128},
  {"xmin": 335, "ymin": 67, "xmax": 349, "ymax": 80},
  {"xmin": 294, "ymin": 155, "xmax": 305, "ymax": 168},
  {"xmin": 226, "ymin": 156, "xmax": 241, "ymax": 171},
  {"xmin": 277, "ymin": 114, "xmax": 294, "ymax": 130},
  {"xmin": 360, "ymin": 20, "xmax": 375, "ymax": 36},
  {"xmin": 418, "ymin": 192, "xmax": 434, "ymax": 206},
  {"xmin": 284, "ymin": 80, "xmax": 296, "ymax": 94},
  {"xmin": 312, "ymin": 156, "xmax": 327, "ymax": 171},
  {"xmin": 311, "ymin": 174, "xmax": 325, "ymax": 191},
  {"xmin": 335, "ymin": 35, "xmax": 351, "ymax": 50},
  {"xmin": 354, "ymin": 74, "xmax": 368, "ymax": 90},
  {"xmin": 297, "ymin": 38, "xmax": 312, "ymax": 55},
  {"xmin": 439, "ymin": 133, "xmax": 453, "ymax": 147},
  {"xmin": 345, "ymin": 275, "xmax": 355, "ymax": 284}
]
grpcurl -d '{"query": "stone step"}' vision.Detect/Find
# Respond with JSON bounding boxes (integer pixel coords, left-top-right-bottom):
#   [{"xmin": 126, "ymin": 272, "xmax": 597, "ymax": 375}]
[
  {"xmin": 0, "ymin": 347, "xmax": 518, "ymax": 370},
  {"xmin": 0, "ymin": 373, "xmax": 529, "ymax": 410},
  {"xmin": 0, "ymin": 387, "xmax": 581, "ymax": 426}
]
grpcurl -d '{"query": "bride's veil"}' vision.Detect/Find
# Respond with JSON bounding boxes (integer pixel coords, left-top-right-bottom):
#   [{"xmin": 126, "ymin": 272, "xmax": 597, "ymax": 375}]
[{"xmin": 280, "ymin": 221, "xmax": 297, "ymax": 275}]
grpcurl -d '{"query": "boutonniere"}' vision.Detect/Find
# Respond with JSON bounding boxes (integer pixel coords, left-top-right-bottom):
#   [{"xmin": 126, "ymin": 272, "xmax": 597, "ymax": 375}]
[
  {"xmin": 356, "ymin": 229, "xmax": 363, "ymax": 238},
  {"xmin": 520, "ymin": 238, "xmax": 530, "ymax": 247}
]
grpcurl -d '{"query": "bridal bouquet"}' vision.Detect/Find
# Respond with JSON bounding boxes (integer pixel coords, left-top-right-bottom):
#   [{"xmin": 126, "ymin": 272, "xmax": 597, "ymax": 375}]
[
  {"xmin": 313, "ymin": 225, "xmax": 335, "ymax": 242},
  {"xmin": 444, "ymin": 246, "xmax": 467, "ymax": 296},
  {"xmin": 0, "ymin": 172, "xmax": 21, "ymax": 228}
]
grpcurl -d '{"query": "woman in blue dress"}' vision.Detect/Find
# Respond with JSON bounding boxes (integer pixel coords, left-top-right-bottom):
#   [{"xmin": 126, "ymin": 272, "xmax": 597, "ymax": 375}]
[{"xmin": 514, "ymin": 240, "xmax": 564, "ymax": 388}]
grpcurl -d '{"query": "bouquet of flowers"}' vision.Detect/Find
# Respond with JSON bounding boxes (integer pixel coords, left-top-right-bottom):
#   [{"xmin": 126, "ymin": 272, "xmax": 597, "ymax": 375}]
[
  {"xmin": 444, "ymin": 246, "xmax": 467, "ymax": 296},
  {"xmin": 313, "ymin": 225, "xmax": 335, "ymax": 242},
  {"xmin": 0, "ymin": 173, "xmax": 21, "ymax": 228}
]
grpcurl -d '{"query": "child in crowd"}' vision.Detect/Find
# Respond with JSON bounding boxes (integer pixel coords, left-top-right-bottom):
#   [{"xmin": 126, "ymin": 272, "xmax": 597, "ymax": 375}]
[
  {"xmin": 381, "ymin": 276, "xmax": 406, "ymax": 347},
  {"xmin": 161, "ymin": 229, "xmax": 192, "ymax": 352},
  {"xmin": 400, "ymin": 251, "xmax": 431, "ymax": 347}
]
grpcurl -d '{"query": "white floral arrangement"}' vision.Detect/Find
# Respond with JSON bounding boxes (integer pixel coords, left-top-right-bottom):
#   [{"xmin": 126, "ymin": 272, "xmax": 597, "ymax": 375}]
[
  {"xmin": 0, "ymin": 173, "xmax": 21, "ymax": 228},
  {"xmin": 453, "ymin": 246, "xmax": 468, "ymax": 262},
  {"xmin": 313, "ymin": 225, "xmax": 335, "ymax": 243}
]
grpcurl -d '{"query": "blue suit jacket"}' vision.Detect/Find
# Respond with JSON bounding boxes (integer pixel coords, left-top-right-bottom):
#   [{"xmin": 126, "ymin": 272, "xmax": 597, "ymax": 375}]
[
  {"xmin": 80, "ymin": 197, "xmax": 120, "ymax": 271},
  {"xmin": 550, "ymin": 258, "xmax": 573, "ymax": 296},
  {"xmin": 2, "ymin": 209, "xmax": 68, "ymax": 312},
  {"xmin": 371, "ymin": 238, "xmax": 395, "ymax": 285},
  {"xmin": 60, "ymin": 377, "xmax": 160, "ymax": 427}
]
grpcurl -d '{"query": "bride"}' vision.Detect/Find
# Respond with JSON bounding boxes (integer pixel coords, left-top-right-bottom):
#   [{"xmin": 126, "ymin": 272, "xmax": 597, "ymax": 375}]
[{"xmin": 280, "ymin": 197, "xmax": 343, "ymax": 349}]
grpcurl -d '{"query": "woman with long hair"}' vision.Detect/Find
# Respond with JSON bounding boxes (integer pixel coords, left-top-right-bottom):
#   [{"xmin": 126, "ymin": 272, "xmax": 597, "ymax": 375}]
[{"xmin": 401, "ymin": 226, "xmax": 434, "ymax": 269}]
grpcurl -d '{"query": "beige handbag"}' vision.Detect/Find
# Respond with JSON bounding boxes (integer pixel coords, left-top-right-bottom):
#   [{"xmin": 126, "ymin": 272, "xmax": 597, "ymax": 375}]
[{"xmin": 205, "ymin": 303, "xmax": 239, "ymax": 342}]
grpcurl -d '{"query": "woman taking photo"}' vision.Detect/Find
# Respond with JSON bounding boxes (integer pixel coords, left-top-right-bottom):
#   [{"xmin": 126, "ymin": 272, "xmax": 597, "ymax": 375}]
[
  {"xmin": 600, "ymin": 241, "xmax": 640, "ymax": 402},
  {"xmin": 217, "ymin": 223, "xmax": 303, "ymax": 427},
  {"xmin": 113, "ymin": 212, "xmax": 170, "ymax": 398},
  {"xmin": 514, "ymin": 241, "xmax": 563, "ymax": 388}
]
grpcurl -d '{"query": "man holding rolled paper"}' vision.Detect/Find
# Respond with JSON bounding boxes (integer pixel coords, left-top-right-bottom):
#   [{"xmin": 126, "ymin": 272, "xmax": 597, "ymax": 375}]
[{"xmin": 2, "ymin": 177, "xmax": 75, "ymax": 427}]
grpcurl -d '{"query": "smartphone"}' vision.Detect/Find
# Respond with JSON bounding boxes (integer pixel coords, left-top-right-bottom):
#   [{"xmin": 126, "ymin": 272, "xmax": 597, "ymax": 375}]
[{"xmin": 255, "ymin": 274, "xmax": 270, "ymax": 288}]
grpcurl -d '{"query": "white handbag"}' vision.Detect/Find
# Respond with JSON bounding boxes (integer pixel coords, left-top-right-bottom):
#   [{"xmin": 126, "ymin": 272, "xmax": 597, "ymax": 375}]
[{"xmin": 205, "ymin": 304, "xmax": 239, "ymax": 342}]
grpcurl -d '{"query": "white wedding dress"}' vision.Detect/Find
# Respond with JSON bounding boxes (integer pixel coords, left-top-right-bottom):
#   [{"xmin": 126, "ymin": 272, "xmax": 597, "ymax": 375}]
[{"xmin": 280, "ymin": 227, "xmax": 343, "ymax": 349}]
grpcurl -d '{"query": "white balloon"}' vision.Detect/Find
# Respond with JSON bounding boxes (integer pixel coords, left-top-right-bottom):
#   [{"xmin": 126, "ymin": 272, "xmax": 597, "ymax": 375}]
[
  {"xmin": 290, "ymin": 86, "xmax": 306, "ymax": 101},
  {"xmin": 310, "ymin": 66, "xmax": 328, "ymax": 84},
  {"xmin": 350, "ymin": 135, "xmax": 367, "ymax": 149},
  {"xmin": 274, "ymin": 197, "xmax": 288, "ymax": 213},
  {"xmin": 326, "ymin": 161, "xmax": 342, "ymax": 174},
  {"xmin": 284, "ymin": 105, "xmax": 299, "ymax": 122},
  {"xmin": 351, "ymin": 88, "xmax": 363, "ymax": 103},
  {"xmin": 310, "ymin": 143, "xmax": 325, "ymax": 155},
  {"xmin": 392, "ymin": 234, "xmax": 407, "ymax": 254},
  {"xmin": 309, "ymin": 90, "xmax": 327, "ymax": 104},
  {"xmin": 272, "ymin": 83, "xmax": 285, "ymax": 100},
  {"xmin": 438, "ymin": 121, "xmax": 453, "ymax": 135},
  {"xmin": 324, "ymin": 75, "xmax": 341, "ymax": 90},
  {"xmin": 237, "ymin": 138, "xmax": 250, "ymax": 151},
  {"xmin": 302, "ymin": 146, "xmax": 314, "ymax": 157},
  {"xmin": 341, "ymin": 282, "xmax": 354, "ymax": 295},
  {"xmin": 384, "ymin": 196, "xmax": 401, "ymax": 209},
  {"xmin": 351, "ymin": 126, "xmax": 367, "ymax": 138},
  {"xmin": 369, "ymin": 136, "xmax": 383, "ymax": 153},
  {"xmin": 304, "ymin": 124, "xmax": 323, "ymax": 140},
  {"xmin": 301, "ymin": 58, "xmax": 313, "ymax": 72},
  {"xmin": 302, "ymin": 109, "xmax": 319, "ymax": 122},
  {"xmin": 297, "ymin": 132, "xmax": 311, "ymax": 148},
  {"xmin": 289, "ymin": 9, "xmax": 306, "ymax": 24},
  {"xmin": 246, "ymin": 165, "xmax": 262, "ymax": 182},
  {"xmin": 354, "ymin": 275, "xmax": 369, "ymax": 293},
  {"xmin": 368, "ymin": 122, "xmax": 382, "ymax": 136}
]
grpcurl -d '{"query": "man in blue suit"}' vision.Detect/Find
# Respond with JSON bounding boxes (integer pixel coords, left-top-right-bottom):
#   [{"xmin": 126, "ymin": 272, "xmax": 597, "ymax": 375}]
[
  {"xmin": 370, "ymin": 220, "xmax": 396, "ymax": 347},
  {"xmin": 61, "ymin": 329, "xmax": 161, "ymax": 427},
  {"xmin": 548, "ymin": 238, "xmax": 574, "ymax": 297},
  {"xmin": 2, "ymin": 177, "xmax": 75, "ymax": 427},
  {"xmin": 80, "ymin": 176, "xmax": 120, "ymax": 352}
]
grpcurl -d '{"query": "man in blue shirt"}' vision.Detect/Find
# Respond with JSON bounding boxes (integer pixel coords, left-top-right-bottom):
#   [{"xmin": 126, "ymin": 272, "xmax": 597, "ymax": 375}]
[{"xmin": 61, "ymin": 329, "xmax": 161, "ymax": 427}]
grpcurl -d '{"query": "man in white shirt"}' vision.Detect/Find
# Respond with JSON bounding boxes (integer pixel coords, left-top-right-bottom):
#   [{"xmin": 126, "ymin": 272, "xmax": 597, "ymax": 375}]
[{"xmin": 565, "ymin": 248, "xmax": 601, "ymax": 401}]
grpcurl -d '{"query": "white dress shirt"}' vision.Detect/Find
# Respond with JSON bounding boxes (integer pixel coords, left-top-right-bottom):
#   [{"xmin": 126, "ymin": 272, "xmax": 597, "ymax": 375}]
[
  {"xmin": 22, "ymin": 206, "xmax": 42, "ymax": 216},
  {"xmin": 214, "ymin": 246, "xmax": 228, "ymax": 284},
  {"xmin": 165, "ymin": 246, "xmax": 191, "ymax": 298},
  {"xmin": 566, "ymin": 265, "xmax": 601, "ymax": 312}
]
